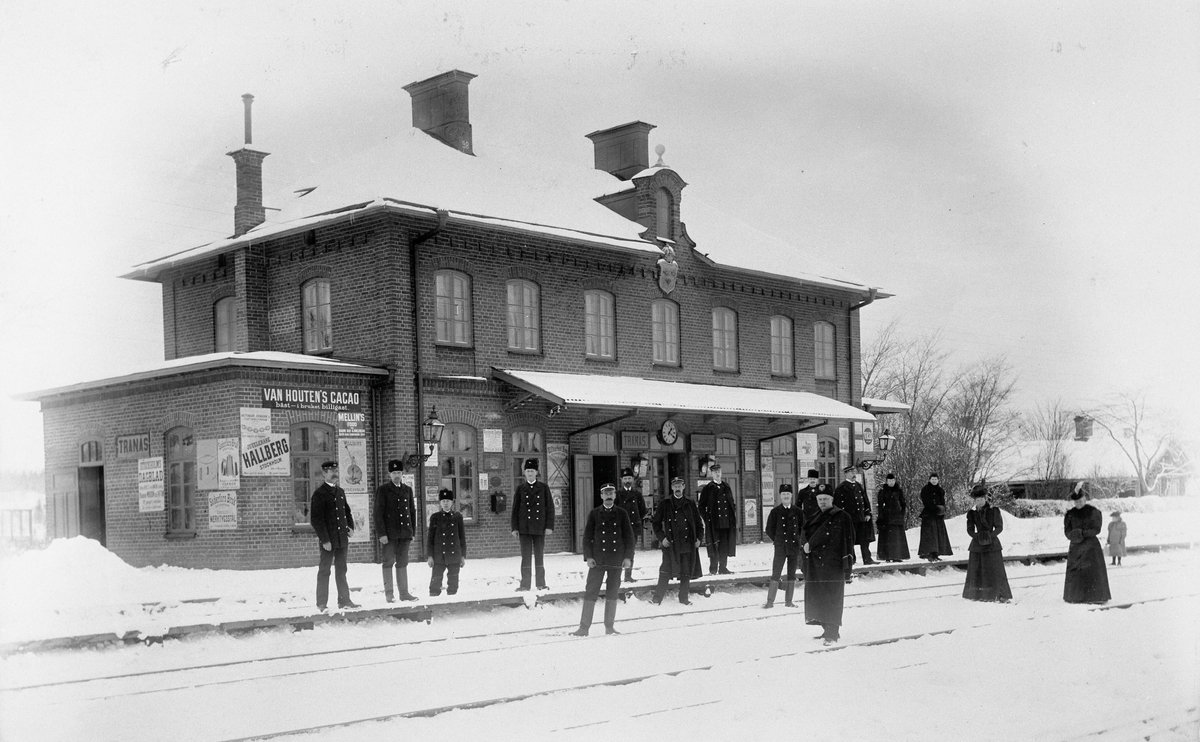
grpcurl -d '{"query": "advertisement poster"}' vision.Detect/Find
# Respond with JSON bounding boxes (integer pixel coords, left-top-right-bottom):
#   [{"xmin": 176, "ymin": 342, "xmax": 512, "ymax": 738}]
[
  {"xmin": 261, "ymin": 386, "xmax": 362, "ymax": 411},
  {"xmin": 425, "ymin": 486, "xmax": 439, "ymax": 504},
  {"xmin": 400, "ymin": 473, "xmax": 416, "ymax": 490},
  {"xmin": 760, "ymin": 456, "xmax": 774, "ymax": 501},
  {"xmin": 241, "ymin": 408, "xmax": 290, "ymax": 476},
  {"xmin": 196, "ymin": 439, "xmax": 219, "ymax": 490},
  {"xmin": 743, "ymin": 449, "xmax": 756, "ymax": 472},
  {"xmin": 550, "ymin": 489, "xmax": 564, "ymax": 516},
  {"xmin": 207, "ymin": 491, "xmax": 237, "ymax": 530},
  {"xmin": 138, "ymin": 456, "xmax": 164, "ymax": 512},
  {"xmin": 839, "ymin": 427, "xmax": 850, "ymax": 455},
  {"xmin": 478, "ymin": 472, "xmax": 490, "ymax": 492},
  {"xmin": 483, "ymin": 428, "xmax": 504, "ymax": 453},
  {"xmin": 217, "ymin": 438, "xmax": 240, "ymax": 490},
  {"xmin": 337, "ymin": 438, "xmax": 368, "ymax": 494},
  {"xmin": 762, "ymin": 488, "xmax": 775, "ymax": 507},
  {"xmin": 854, "ymin": 422, "xmax": 876, "ymax": 454},
  {"xmin": 796, "ymin": 433, "xmax": 818, "ymax": 460},
  {"xmin": 744, "ymin": 499, "xmax": 758, "ymax": 527},
  {"xmin": 546, "ymin": 444, "xmax": 570, "ymax": 490}
]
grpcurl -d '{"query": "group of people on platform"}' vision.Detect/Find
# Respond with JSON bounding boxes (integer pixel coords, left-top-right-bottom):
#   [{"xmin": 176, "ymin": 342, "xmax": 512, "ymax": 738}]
[{"xmin": 309, "ymin": 457, "xmax": 1116, "ymax": 646}]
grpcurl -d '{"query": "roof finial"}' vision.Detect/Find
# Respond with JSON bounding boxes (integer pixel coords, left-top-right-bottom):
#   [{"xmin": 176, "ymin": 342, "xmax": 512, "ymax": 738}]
[{"xmin": 654, "ymin": 143, "xmax": 666, "ymax": 167}]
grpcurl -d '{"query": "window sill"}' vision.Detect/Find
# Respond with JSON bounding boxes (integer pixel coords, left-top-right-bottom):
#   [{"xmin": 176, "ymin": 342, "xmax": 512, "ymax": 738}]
[
  {"xmin": 815, "ymin": 376, "xmax": 838, "ymax": 382},
  {"xmin": 584, "ymin": 355, "xmax": 617, "ymax": 364},
  {"xmin": 291, "ymin": 524, "xmax": 315, "ymax": 534},
  {"xmin": 713, "ymin": 367, "xmax": 740, "ymax": 375},
  {"xmin": 771, "ymin": 373, "xmax": 796, "ymax": 379},
  {"xmin": 651, "ymin": 362, "xmax": 681, "ymax": 369},
  {"xmin": 434, "ymin": 342, "xmax": 474, "ymax": 350},
  {"xmin": 506, "ymin": 349, "xmax": 542, "ymax": 357},
  {"xmin": 165, "ymin": 531, "xmax": 197, "ymax": 540}
]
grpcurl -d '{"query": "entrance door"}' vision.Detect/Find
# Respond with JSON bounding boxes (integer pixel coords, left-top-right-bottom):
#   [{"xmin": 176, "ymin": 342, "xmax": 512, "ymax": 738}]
[
  {"xmin": 573, "ymin": 455, "xmax": 594, "ymax": 552},
  {"xmin": 78, "ymin": 466, "xmax": 106, "ymax": 546},
  {"xmin": 592, "ymin": 456, "xmax": 618, "ymax": 509}
]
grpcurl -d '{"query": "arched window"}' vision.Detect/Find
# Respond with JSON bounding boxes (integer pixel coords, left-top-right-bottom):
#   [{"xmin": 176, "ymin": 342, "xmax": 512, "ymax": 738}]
[
  {"xmin": 587, "ymin": 431, "xmax": 615, "ymax": 454},
  {"xmin": 651, "ymin": 299, "xmax": 679, "ymax": 366},
  {"xmin": 302, "ymin": 279, "xmax": 333, "ymax": 353},
  {"xmin": 434, "ymin": 270, "xmax": 472, "ymax": 346},
  {"xmin": 656, "ymin": 188, "xmax": 673, "ymax": 239},
  {"xmin": 165, "ymin": 427, "xmax": 196, "ymax": 533},
  {"xmin": 441, "ymin": 424, "xmax": 478, "ymax": 524},
  {"xmin": 770, "ymin": 315, "xmax": 793, "ymax": 376},
  {"xmin": 584, "ymin": 290, "xmax": 615, "ymax": 359},
  {"xmin": 712, "ymin": 307, "xmax": 738, "ymax": 371},
  {"xmin": 814, "ymin": 321, "xmax": 836, "ymax": 379},
  {"xmin": 506, "ymin": 279, "xmax": 540, "ymax": 352},
  {"xmin": 291, "ymin": 422, "xmax": 335, "ymax": 524},
  {"xmin": 510, "ymin": 429, "xmax": 545, "ymax": 490},
  {"xmin": 79, "ymin": 439, "xmax": 103, "ymax": 466},
  {"xmin": 214, "ymin": 296, "xmax": 236, "ymax": 353}
]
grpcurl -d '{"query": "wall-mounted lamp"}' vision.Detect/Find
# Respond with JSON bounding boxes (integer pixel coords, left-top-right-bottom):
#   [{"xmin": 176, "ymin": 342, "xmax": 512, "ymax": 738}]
[
  {"xmin": 853, "ymin": 428, "xmax": 897, "ymax": 471},
  {"xmin": 698, "ymin": 454, "xmax": 717, "ymax": 478},
  {"xmin": 630, "ymin": 453, "xmax": 649, "ymax": 479},
  {"xmin": 403, "ymin": 407, "xmax": 446, "ymax": 470}
]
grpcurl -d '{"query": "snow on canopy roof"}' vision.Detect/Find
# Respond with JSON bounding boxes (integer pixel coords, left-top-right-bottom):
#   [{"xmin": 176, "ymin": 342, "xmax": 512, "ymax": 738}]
[
  {"xmin": 16, "ymin": 351, "xmax": 388, "ymax": 402},
  {"xmin": 862, "ymin": 397, "xmax": 912, "ymax": 414},
  {"xmin": 493, "ymin": 368, "xmax": 875, "ymax": 422},
  {"xmin": 989, "ymin": 437, "xmax": 1146, "ymax": 483}
]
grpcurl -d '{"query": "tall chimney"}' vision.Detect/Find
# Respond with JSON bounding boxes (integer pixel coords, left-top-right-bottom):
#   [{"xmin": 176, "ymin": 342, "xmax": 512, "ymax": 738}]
[
  {"xmin": 1073, "ymin": 415, "xmax": 1093, "ymax": 442},
  {"xmin": 403, "ymin": 70, "xmax": 477, "ymax": 155},
  {"xmin": 227, "ymin": 93, "xmax": 269, "ymax": 237},
  {"xmin": 585, "ymin": 121, "xmax": 656, "ymax": 180}
]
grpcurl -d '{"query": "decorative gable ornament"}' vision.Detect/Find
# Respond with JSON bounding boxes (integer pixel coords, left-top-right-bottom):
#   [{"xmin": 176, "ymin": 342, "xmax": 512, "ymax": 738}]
[{"xmin": 657, "ymin": 245, "xmax": 679, "ymax": 295}]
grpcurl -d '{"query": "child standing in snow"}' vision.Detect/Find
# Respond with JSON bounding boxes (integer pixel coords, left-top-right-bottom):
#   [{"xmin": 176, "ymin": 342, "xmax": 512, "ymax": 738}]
[{"xmin": 1107, "ymin": 511, "xmax": 1127, "ymax": 566}]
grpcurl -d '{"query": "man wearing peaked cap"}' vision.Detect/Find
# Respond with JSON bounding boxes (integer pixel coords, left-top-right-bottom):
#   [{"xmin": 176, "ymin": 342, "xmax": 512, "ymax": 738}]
[
  {"xmin": 615, "ymin": 466, "xmax": 648, "ymax": 582},
  {"xmin": 375, "ymin": 458, "xmax": 418, "ymax": 602},
  {"xmin": 572, "ymin": 483, "xmax": 635, "ymax": 636},
  {"xmin": 310, "ymin": 460, "xmax": 359, "ymax": 610},
  {"xmin": 427, "ymin": 488, "xmax": 467, "ymax": 596},
  {"xmin": 511, "ymin": 457, "xmax": 554, "ymax": 591},
  {"xmin": 764, "ymin": 483, "xmax": 803, "ymax": 608},
  {"xmin": 651, "ymin": 476, "xmax": 704, "ymax": 605},
  {"xmin": 699, "ymin": 462, "xmax": 738, "ymax": 575}
]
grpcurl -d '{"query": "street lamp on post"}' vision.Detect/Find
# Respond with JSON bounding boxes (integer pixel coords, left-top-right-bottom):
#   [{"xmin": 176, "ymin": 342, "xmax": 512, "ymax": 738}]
[{"xmin": 404, "ymin": 407, "xmax": 446, "ymax": 470}]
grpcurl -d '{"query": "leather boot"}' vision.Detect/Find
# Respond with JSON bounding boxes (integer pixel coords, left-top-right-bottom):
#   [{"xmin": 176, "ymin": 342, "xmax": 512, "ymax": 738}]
[
  {"xmin": 652, "ymin": 574, "xmax": 669, "ymax": 604},
  {"xmin": 764, "ymin": 580, "xmax": 779, "ymax": 608},
  {"xmin": 604, "ymin": 599, "xmax": 620, "ymax": 634},
  {"xmin": 624, "ymin": 568, "xmax": 636, "ymax": 582},
  {"xmin": 571, "ymin": 599, "xmax": 596, "ymax": 636},
  {"xmin": 397, "ymin": 568, "xmax": 418, "ymax": 601},
  {"xmin": 679, "ymin": 578, "xmax": 692, "ymax": 605},
  {"xmin": 784, "ymin": 579, "xmax": 797, "ymax": 607},
  {"xmin": 382, "ymin": 566, "xmax": 394, "ymax": 603}
]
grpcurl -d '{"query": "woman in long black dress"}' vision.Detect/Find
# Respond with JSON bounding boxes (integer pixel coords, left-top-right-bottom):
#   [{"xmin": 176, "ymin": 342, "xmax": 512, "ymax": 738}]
[
  {"xmin": 1063, "ymin": 483, "xmax": 1111, "ymax": 604},
  {"xmin": 917, "ymin": 473, "xmax": 953, "ymax": 562},
  {"xmin": 962, "ymin": 484, "xmax": 1012, "ymax": 602},
  {"xmin": 875, "ymin": 473, "xmax": 910, "ymax": 562}
]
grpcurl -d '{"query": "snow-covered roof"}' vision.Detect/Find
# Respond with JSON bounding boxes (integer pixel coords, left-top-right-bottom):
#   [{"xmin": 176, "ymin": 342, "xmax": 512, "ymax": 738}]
[
  {"xmin": 124, "ymin": 125, "xmax": 884, "ymax": 296},
  {"xmin": 16, "ymin": 351, "xmax": 389, "ymax": 402},
  {"xmin": 989, "ymin": 437, "xmax": 1145, "ymax": 482},
  {"xmin": 861, "ymin": 397, "xmax": 912, "ymax": 415},
  {"xmin": 492, "ymin": 368, "xmax": 875, "ymax": 422}
]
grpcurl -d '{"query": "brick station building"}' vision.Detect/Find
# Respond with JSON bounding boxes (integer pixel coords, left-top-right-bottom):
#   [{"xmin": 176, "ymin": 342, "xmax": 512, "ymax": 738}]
[{"xmin": 24, "ymin": 70, "xmax": 892, "ymax": 569}]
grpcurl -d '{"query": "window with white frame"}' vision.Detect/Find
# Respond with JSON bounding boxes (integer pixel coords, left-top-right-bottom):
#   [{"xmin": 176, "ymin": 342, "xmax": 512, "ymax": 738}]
[
  {"xmin": 584, "ymin": 290, "xmax": 615, "ymax": 359},
  {"xmin": 165, "ymin": 427, "xmax": 196, "ymax": 533},
  {"xmin": 291, "ymin": 422, "xmax": 334, "ymax": 524},
  {"xmin": 435, "ymin": 270, "xmax": 472, "ymax": 346},
  {"xmin": 214, "ymin": 296, "xmax": 236, "ymax": 353},
  {"xmin": 814, "ymin": 321, "xmax": 836, "ymax": 379},
  {"xmin": 770, "ymin": 315, "xmax": 793, "ymax": 376},
  {"xmin": 712, "ymin": 307, "xmax": 738, "ymax": 371},
  {"xmin": 651, "ymin": 300, "xmax": 680, "ymax": 366},
  {"xmin": 506, "ymin": 279, "xmax": 540, "ymax": 352},
  {"xmin": 441, "ymin": 424, "xmax": 477, "ymax": 524},
  {"xmin": 302, "ymin": 279, "xmax": 333, "ymax": 353}
]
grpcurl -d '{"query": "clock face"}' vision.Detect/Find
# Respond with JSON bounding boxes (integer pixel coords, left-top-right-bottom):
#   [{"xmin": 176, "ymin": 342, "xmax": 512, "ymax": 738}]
[{"xmin": 659, "ymin": 419, "xmax": 679, "ymax": 445}]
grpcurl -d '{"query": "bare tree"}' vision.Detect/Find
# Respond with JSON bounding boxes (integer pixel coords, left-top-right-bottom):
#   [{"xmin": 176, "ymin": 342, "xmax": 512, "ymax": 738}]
[
  {"xmin": 1021, "ymin": 398, "xmax": 1074, "ymax": 482},
  {"xmin": 861, "ymin": 317, "xmax": 901, "ymax": 400},
  {"xmin": 1085, "ymin": 390, "xmax": 1190, "ymax": 497}
]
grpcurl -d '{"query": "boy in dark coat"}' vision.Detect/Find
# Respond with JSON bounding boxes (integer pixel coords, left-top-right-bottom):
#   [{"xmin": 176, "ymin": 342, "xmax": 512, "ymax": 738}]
[
  {"xmin": 511, "ymin": 457, "xmax": 554, "ymax": 592},
  {"xmin": 875, "ymin": 473, "xmax": 910, "ymax": 562},
  {"xmin": 427, "ymin": 488, "xmax": 467, "ymax": 596},
  {"xmin": 572, "ymin": 483, "xmax": 636, "ymax": 636},
  {"xmin": 833, "ymin": 468, "xmax": 876, "ymax": 565},
  {"xmin": 310, "ymin": 461, "xmax": 359, "ymax": 610},
  {"xmin": 374, "ymin": 459, "xmax": 418, "ymax": 602},
  {"xmin": 764, "ymin": 483, "xmax": 803, "ymax": 608},
  {"xmin": 698, "ymin": 463, "xmax": 737, "ymax": 574},
  {"xmin": 803, "ymin": 491, "xmax": 856, "ymax": 645},
  {"xmin": 918, "ymin": 473, "xmax": 953, "ymax": 562},
  {"xmin": 615, "ymin": 467, "xmax": 648, "ymax": 581},
  {"xmin": 1063, "ymin": 483, "xmax": 1111, "ymax": 604},
  {"xmin": 652, "ymin": 477, "xmax": 705, "ymax": 605},
  {"xmin": 962, "ymin": 483, "xmax": 1012, "ymax": 602}
]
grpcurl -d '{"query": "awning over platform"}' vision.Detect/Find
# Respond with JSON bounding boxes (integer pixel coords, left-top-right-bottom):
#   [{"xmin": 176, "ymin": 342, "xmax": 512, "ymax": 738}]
[
  {"xmin": 861, "ymin": 396, "xmax": 912, "ymax": 414},
  {"xmin": 493, "ymin": 369, "xmax": 875, "ymax": 423}
]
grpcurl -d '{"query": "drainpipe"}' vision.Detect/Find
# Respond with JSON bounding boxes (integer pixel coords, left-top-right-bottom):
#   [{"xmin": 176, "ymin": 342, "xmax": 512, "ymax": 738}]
[{"xmin": 849, "ymin": 287, "xmax": 878, "ymax": 312}]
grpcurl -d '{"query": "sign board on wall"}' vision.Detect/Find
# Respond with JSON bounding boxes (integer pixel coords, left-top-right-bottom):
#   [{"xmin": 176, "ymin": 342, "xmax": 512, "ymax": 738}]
[
  {"xmin": 690, "ymin": 434, "xmax": 715, "ymax": 452},
  {"xmin": 260, "ymin": 387, "xmax": 363, "ymax": 412},
  {"xmin": 854, "ymin": 422, "xmax": 876, "ymax": 454},
  {"xmin": 743, "ymin": 449, "xmax": 756, "ymax": 472},
  {"xmin": 337, "ymin": 412, "xmax": 369, "ymax": 543},
  {"xmin": 138, "ymin": 456, "xmax": 164, "ymax": 513},
  {"xmin": 217, "ymin": 438, "xmax": 240, "ymax": 489},
  {"xmin": 744, "ymin": 499, "xmax": 758, "ymax": 527},
  {"xmin": 240, "ymin": 408, "xmax": 289, "ymax": 476},
  {"xmin": 116, "ymin": 433, "xmax": 150, "ymax": 461},
  {"xmin": 483, "ymin": 429, "xmax": 504, "ymax": 453},
  {"xmin": 621, "ymin": 431, "xmax": 649, "ymax": 449},
  {"xmin": 207, "ymin": 491, "xmax": 237, "ymax": 530}
]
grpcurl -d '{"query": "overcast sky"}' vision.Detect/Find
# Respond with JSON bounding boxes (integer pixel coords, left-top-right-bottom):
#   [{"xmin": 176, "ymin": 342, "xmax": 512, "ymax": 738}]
[{"xmin": 1, "ymin": 0, "xmax": 1197, "ymax": 471}]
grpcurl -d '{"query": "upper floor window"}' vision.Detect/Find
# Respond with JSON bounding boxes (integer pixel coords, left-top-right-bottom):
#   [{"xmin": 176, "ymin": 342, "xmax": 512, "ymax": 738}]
[
  {"xmin": 712, "ymin": 307, "xmax": 738, "ymax": 371},
  {"xmin": 656, "ymin": 188, "xmax": 673, "ymax": 239},
  {"xmin": 506, "ymin": 279, "xmax": 540, "ymax": 352},
  {"xmin": 435, "ymin": 270, "xmax": 472, "ymax": 346},
  {"xmin": 814, "ymin": 321, "xmax": 836, "ymax": 379},
  {"xmin": 584, "ymin": 290, "xmax": 615, "ymax": 360},
  {"xmin": 291, "ymin": 422, "xmax": 334, "ymax": 524},
  {"xmin": 302, "ymin": 279, "xmax": 333, "ymax": 353},
  {"xmin": 165, "ymin": 427, "xmax": 196, "ymax": 534},
  {"xmin": 770, "ymin": 315, "xmax": 794, "ymax": 376},
  {"xmin": 214, "ymin": 296, "xmax": 236, "ymax": 353},
  {"xmin": 651, "ymin": 300, "xmax": 680, "ymax": 366}
]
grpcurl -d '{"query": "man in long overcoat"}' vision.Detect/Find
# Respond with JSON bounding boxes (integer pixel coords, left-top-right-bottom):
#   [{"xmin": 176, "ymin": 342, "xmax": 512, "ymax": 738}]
[
  {"xmin": 572, "ymin": 483, "xmax": 636, "ymax": 636},
  {"xmin": 615, "ymin": 467, "xmax": 647, "ymax": 581},
  {"xmin": 796, "ymin": 469, "xmax": 822, "ymax": 577},
  {"xmin": 511, "ymin": 457, "xmax": 554, "ymax": 591},
  {"xmin": 834, "ymin": 468, "xmax": 876, "ymax": 565},
  {"xmin": 698, "ymin": 463, "xmax": 737, "ymax": 574},
  {"xmin": 311, "ymin": 461, "xmax": 359, "ymax": 610},
  {"xmin": 918, "ymin": 472, "xmax": 953, "ymax": 562},
  {"xmin": 652, "ymin": 476, "xmax": 704, "ymax": 605},
  {"xmin": 803, "ymin": 491, "xmax": 856, "ymax": 644},
  {"xmin": 374, "ymin": 458, "xmax": 417, "ymax": 602},
  {"xmin": 764, "ymin": 483, "xmax": 803, "ymax": 608}
]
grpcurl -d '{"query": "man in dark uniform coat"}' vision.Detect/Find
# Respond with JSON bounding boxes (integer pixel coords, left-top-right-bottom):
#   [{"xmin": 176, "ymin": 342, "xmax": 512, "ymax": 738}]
[
  {"xmin": 833, "ymin": 468, "xmax": 876, "ymax": 565},
  {"xmin": 698, "ymin": 463, "xmax": 737, "ymax": 574},
  {"xmin": 426, "ymin": 488, "xmax": 467, "ymax": 596},
  {"xmin": 918, "ymin": 473, "xmax": 953, "ymax": 562},
  {"xmin": 572, "ymin": 483, "xmax": 636, "ymax": 636},
  {"xmin": 652, "ymin": 476, "xmax": 704, "ymax": 605},
  {"xmin": 615, "ymin": 467, "xmax": 647, "ymax": 581},
  {"xmin": 764, "ymin": 483, "xmax": 803, "ymax": 608},
  {"xmin": 374, "ymin": 459, "xmax": 418, "ymax": 602},
  {"xmin": 803, "ymin": 490, "xmax": 856, "ymax": 644},
  {"xmin": 310, "ymin": 461, "xmax": 359, "ymax": 610},
  {"xmin": 796, "ymin": 469, "xmax": 822, "ymax": 578},
  {"xmin": 511, "ymin": 457, "xmax": 554, "ymax": 591}
]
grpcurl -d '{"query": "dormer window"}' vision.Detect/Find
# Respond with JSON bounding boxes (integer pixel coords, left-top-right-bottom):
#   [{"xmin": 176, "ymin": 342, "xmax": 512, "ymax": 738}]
[{"xmin": 656, "ymin": 188, "xmax": 673, "ymax": 239}]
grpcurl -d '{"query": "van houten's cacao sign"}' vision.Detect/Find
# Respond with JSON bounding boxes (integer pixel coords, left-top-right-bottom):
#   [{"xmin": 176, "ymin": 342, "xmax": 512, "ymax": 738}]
[{"xmin": 260, "ymin": 387, "xmax": 362, "ymax": 412}]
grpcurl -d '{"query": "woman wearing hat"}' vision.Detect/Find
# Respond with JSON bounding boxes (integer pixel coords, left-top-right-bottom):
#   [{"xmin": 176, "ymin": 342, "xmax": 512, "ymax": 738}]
[
  {"xmin": 1063, "ymin": 482, "xmax": 1111, "ymax": 603},
  {"xmin": 875, "ymin": 473, "xmax": 910, "ymax": 562},
  {"xmin": 962, "ymin": 483, "xmax": 1012, "ymax": 602},
  {"xmin": 917, "ymin": 473, "xmax": 953, "ymax": 562}
]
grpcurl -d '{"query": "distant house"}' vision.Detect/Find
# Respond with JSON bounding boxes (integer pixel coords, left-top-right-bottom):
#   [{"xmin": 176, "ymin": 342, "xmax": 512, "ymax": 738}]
[{"xmin": 0, "ymin": 490, "xmax": 44, "ymax": 546}]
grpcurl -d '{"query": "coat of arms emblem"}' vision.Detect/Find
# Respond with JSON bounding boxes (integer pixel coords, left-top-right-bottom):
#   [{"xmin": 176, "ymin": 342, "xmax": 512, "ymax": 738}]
[{"xmin": 657, "ymin": 245, "xmax": 679, "ymax": 294}]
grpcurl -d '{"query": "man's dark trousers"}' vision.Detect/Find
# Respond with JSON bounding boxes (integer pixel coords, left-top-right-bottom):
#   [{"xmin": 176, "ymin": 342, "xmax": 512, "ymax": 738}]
[
  {"xmin": 317, "ymin": 546, "xmax": 351, "ymax": 608},
  {"xmin": 519, "ymin": 533, "xmax": 547, "ymax": 589}
]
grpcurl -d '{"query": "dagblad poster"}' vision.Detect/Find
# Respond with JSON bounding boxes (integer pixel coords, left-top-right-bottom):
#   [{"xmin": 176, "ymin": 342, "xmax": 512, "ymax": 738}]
[{"xmin": 138, "ymin": 456, "xmax": 164, "ymax": 513}]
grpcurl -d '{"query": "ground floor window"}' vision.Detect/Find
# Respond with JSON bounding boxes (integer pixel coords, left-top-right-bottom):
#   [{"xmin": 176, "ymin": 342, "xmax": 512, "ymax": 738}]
[
  {"xmin": 291, "ymin": 422, "xmax": 334, "ymax": 524},
  {"xmin": 441, "ymin": 424, "xmax": 478, "ymax": 523}
]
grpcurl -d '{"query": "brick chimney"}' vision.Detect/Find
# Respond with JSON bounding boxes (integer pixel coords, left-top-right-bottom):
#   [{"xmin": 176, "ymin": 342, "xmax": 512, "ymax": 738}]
[
  {"xmin": 1073, "ymin": 415, "xmax": 1093, "ymax": 442},
  {"xmin": 585, "ymin": 121, "xmax": 656, "ymax": 180},
  {"xmin": 227, "ymin": 94, "xmax": 269, "ymax": 237},
  {"xmin": 403, "ymin": 70, "xmax": 477, "ymax": 155}
]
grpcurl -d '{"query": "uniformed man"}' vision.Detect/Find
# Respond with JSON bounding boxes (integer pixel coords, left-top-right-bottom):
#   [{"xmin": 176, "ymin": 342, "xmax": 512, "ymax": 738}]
[
  {"xmin": 310, "ymin": 461, "xmax": 359, "ymax": 610},
  {"xmin": 572, "ymin": 483, "xmax": 635, "ymax": 636},
  {"xmin": 651, "ymin": 476, "xmax": 704, "ymax": 605},
  {"xmin": 426, "ymin": 488, "xmax": 466, "ymax": 596},
  {"xmin": 698, "ymin": 463, "xmax": 737, "ymax": 574},
  {"xmin": 615, "ymin": 467, "xmax": 647, "ymax": 581},
  {"xmin": 374, "ymin": 458, "xmax": 418, "ymax": 602},
  {"xmin": 764, "ymin": 483, "xmax": 803, "ymax": 608},
  {"xmin": 803, "ymin": 490, "xmax": 856, "ymax": 645},
  {"xmin": 834, "ymin": 468, "xmax": 877, "ymax": 565},
  {"xmin": 797, "ymin": 469, "xmax": 822, "ymax": 578},
  {"xmin": 511, "ymin": 457, "xmax": 554, "ymax": 591}
]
